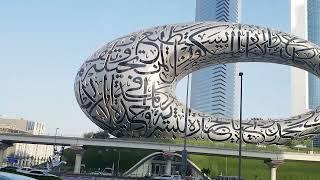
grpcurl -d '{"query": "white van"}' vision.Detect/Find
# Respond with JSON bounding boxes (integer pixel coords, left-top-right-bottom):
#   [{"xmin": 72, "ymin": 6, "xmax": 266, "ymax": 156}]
[{"xmin": 101, "ymin": 167, "xmax": 113, "ymax": 176}]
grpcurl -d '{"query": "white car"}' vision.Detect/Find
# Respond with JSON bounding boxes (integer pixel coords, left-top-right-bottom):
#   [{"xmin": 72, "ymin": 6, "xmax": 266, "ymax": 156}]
[
  {"xmin": 154, "ymin": 175, "xmax": 182, "ymax": 180},
  {"xmin": 153, "ymin": 175, "xmax": 172, "ymax": 179},
  {"xmin": 17, "ymin": 167, "xmax": 33, "ymax": 173},
  {"xmin": 101, "ymin": 168, "xmax": 113, "ymax": 176},
  {"xmin": 90, "ymin": 171, "xmax": 102, "ymax": 176},
  {"xmin": 172, "ymin": 175, "xmax": 182, "ymax": 180},
  {"xmin": 26, "ymin": 170, "xmax": 58, "ymax": 178}
]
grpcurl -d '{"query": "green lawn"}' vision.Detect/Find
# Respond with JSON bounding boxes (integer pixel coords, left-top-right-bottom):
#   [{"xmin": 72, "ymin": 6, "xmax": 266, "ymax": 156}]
[
  {"xmin": 142, "ymin": 137, "xmax": 320, "ymax": 154},
  {"xmin": 189, "ymin": 155, "xmax": 320, "ymax": 180},
  {"xmin": 68, "ymin": 136, "xmax": 320, "ymax": 179},
  {"xmin": 63, "ymin": 146, "xmax": 320, "ymax": 180}
]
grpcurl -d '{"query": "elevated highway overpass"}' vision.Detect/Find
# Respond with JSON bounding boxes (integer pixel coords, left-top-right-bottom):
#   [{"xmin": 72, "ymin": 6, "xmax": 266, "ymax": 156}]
[
  {"xmin": 0, "ymin": 133, "xmax": 319, "ymax": 161},
  {"xmin": 0, "ymin": 133, "xmax": 319, "ymax": 180}
]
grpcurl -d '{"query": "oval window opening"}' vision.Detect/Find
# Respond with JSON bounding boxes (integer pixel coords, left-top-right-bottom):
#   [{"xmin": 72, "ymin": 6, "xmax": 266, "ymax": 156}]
[{"xmin": 175, "ymin": 62, "xmax": 304, "ymax": 120}]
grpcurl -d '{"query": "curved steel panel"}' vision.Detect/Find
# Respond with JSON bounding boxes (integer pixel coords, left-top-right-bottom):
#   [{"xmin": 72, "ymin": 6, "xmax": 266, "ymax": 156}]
[{"xmin": 75, "ymin": 22, "xmax": 320, "ymax": 144}]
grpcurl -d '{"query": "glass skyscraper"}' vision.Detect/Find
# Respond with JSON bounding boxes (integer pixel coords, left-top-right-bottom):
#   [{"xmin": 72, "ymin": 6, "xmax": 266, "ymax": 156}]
[
  {"xmin": 190, "ymin": 0, "xmax": 240, "ymax": 118},
  {"xmin": 308, "ymin": 0, "xmax": 320, "ymax": 109},
  {"xmin": 306, "ymin": 0, "xmax": 320, "ymax": 147}
]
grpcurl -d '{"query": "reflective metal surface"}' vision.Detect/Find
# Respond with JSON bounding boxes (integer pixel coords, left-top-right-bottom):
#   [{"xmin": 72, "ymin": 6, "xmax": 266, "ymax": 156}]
[{"xmin": 75, "ymin": 22, "xmax": 320, "ymax": 144}]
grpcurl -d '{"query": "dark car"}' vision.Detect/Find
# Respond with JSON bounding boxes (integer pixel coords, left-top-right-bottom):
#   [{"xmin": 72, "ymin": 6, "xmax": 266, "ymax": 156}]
[
  {"xmin": 0, "ymin": 171, "xmax": 37, "ymax": 180},
  {"xmin": 0, "ymin": 166, "xmax": 19, "ymax": 172},
  {"xmin": 27, "ymin": 170, "xmax": 58, "ymax": 178}
]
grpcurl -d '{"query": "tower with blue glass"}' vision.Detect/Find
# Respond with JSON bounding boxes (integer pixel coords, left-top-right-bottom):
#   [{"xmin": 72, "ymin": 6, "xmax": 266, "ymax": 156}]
[
  {"xmin": 307, "ymin": 0, "xmax": 320, "ymax": 147},
  {"xmin": 190, "ymin": 0, "xmax": 240, "ymax": 118},
  {"xmin": 308, "ymin": 0, "xmax": 320, "ymax": 109}
]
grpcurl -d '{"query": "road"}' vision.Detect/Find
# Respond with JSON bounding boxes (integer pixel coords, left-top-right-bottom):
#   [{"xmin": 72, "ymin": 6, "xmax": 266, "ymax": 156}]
[{"xmin": 62, "ymin": 175, "xmax": 131, "ymax": 180}]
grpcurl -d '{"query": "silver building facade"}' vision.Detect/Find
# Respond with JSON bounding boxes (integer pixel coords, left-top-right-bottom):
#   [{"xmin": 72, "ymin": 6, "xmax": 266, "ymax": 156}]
[{"xmin": 190, "ymin": 0, "xmax": 240, "ymax": 118}]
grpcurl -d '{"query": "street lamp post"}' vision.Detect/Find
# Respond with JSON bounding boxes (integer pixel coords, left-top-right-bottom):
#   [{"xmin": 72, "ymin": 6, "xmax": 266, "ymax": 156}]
[
  {"xmin": 238, "ymin": 72, "xmax": 243, "ymax": 180},
  {"xmin": 182, "ymin": 74, "xmax": 190, "ymax": 178},
  {"xmin": 54, "ymin": 128, "xmax": 59, "ymax": 153},
  {"xmin": 311, "ymin": 139, "xmax": 314, "ymax": 153},
  {"xmin": 117, "ymin": 150, "xmax": 121, "ymax": 175},
  {"xmin": 225, "ymin": 156, "xmax": 228, "ymax": 175}
]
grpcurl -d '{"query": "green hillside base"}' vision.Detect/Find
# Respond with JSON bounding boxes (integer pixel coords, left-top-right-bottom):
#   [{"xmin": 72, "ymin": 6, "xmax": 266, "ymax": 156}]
[{"xmin": 190, "ymin": 155, "xmax": 320, "ymax": 180}]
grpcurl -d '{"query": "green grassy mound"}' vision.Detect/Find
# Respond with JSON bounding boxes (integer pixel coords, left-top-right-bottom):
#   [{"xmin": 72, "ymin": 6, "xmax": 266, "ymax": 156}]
[{"xmin": 189, "ymin": 155, "xmax": 320, "ymax": 180}]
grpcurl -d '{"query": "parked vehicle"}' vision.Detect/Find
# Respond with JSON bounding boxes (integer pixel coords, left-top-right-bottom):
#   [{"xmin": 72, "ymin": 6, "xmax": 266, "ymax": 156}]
[
  {"xmin": 16, "ymin": 167, "xmax": 33, "ymax": 173},
  {"xmin": 90, "ymin": 171, "xmax": 102, "ymax": 176},
  {"xmin": 28, "ymin": 170, "xmax": 47, "ymax": 175},
  {"xmin": 154, "ymin": 175, "xmax": 173, "ymax": 179},
  {"xmin": 34, "ymin": 167, "xmax": 49, "ymax": 173},
  {"xmin": 25, "ymin": 169, "xmax": 59, "ymax": 179},
  {"xmin": 0, "ymin": 166, "xmax": 60, "ymax": 180},
  {"xmin": 0, "ymin": 166, "xmax": 19, "ymax": 172},
  {"xmin": 154, "ymin": 175, "xmax": 182, "ymax": 180},
  {"xmin": 0, "ymin": 171, "xmax": 37, "ymax": 180},
  {"xmin": 172, "ymin": 175, "xmax": 182, "ymax": 180},
  {"xmin": 101, "ymin": 167, "xmax": 113, "ymax": 176},
  {"xmin": 215, "ymin": 176, "xmax": 244, "ymax": 180},
  {"xmin": 0, "ymin": 166, "xmax": 20, "ymax": 175}
]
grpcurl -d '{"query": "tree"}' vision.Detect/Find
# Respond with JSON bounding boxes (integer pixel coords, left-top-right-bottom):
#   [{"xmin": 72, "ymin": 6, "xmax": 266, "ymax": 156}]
[
  {"xmin": 61, "ymin": 148, "xmax": 75, "ymax": 166},
  {"xmin": 284, "ymin": 138, "xmax": 312, "ymax": 148},
  {"xmin": 201, "ymin": 168, "xmax": 210, "ymax": 175},
  {"xmin": 83, "ymin": 130, "xmax": 110, "ymax": 139},
  {"xmin": 62, "ymin": 146, "xmax": 155, "ymax": 173},
  {"xmin": 83, "ymin": 132, "xmax": 95, "ymax": 138}
]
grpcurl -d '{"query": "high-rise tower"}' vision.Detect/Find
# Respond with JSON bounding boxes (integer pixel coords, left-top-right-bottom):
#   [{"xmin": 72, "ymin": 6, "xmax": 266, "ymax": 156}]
[
  {"xmin": 290, "ymin": 0, "xmax": 320, "ymax": 114},
  {"xmin": 290, "ymin": 0, "xmax": 308, "ymax": 115},
  {"xmin": 190, "ymin": 0, "xmax": 240, "ymax": 118},
  {"xmin": 307, "ymin": 0, "xmax": 320, "ymax": 147},
  {"xmin": 290, "ymin": 0, "xmax": 320, "ymax": 146},
  {"xmin": 307, "ymin": 0, "xmax": 320, "ymax": 109}
]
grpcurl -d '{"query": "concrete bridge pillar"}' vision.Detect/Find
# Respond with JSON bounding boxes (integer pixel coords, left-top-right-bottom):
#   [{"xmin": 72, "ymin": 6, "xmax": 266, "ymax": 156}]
[
  {"xmin": 0, "ymin": 142, "xmax": 12, "ymax": 167},
  {"xmin": 163, "ymin": 151, "xmax": 174, "ymax": 175},
  {"xmin": 265, "ymin": 159, "xmax": 283, "ymax": 180},
  {"xmin": 70, "ymin": 145, "xmax": 84, "ymax": 174},
  {"xmin": 165, "ymin": 157, "xmax": 172, "ymax": 175}
]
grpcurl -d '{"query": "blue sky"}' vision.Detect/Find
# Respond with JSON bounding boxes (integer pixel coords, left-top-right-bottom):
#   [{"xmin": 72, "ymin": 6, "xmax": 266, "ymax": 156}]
[{"xmin": 0, "ymin": 0, "xmax": 291, "ymax": 135}]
